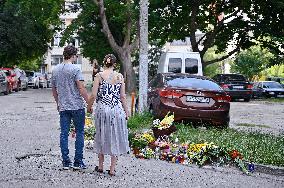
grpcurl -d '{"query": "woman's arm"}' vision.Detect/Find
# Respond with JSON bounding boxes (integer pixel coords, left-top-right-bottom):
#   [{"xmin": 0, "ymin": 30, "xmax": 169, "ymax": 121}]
[
  {"xmin": 120, "ymin": 75, "xmax": 129, "ymax": 119},
  {"xmin": 87, "ymin": 74, "xmax": 100, "ymax": 113}
]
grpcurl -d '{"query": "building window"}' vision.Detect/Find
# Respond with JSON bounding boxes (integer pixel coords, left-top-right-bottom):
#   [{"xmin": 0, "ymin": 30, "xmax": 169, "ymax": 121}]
[
  {"xmin": 53, "ymin": 36, "xmax": 61, "ymax": 47},
  {"xmin": 52, "ymin": 55, "xmax": 64, "ymax": 65},
  {"xmin": 75, "ymin": 55, "xmax": 82, "ymax": 64}
]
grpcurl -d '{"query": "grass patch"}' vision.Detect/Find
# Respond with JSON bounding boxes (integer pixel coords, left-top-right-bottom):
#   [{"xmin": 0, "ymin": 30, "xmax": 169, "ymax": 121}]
[
  {"xmin": 173, "ymin": 124, "xmax": 284, "ymax": 167},
  {"xmin": 128, "ymin": 113, "xmax": 284, "ymax": 167},
  {"xmin": 127, "ymin": 112, "xmax": 153, "ymax": 130},
  {"xmin": 262, "ymin": 98, "xmax": 284, "ymax": 103},
  {"xmin": 236, "ymin": 123, "xmax": 270, "ymax": 128}
]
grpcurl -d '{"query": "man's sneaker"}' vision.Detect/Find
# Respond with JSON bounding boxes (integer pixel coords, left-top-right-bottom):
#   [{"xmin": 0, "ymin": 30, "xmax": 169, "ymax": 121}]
[
  {"xmin": 62, "ymin": 161, "xmax": 72, "ymax": 170},
  {"xmin": 73, "ymin": 161, "xmax": 87, "ymax": 170}
]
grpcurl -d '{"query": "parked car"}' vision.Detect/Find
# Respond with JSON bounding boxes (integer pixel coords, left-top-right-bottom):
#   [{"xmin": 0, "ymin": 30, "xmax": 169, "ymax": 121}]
[
  {"xmin": 212, "ymin": 74, "xmax": 253, "ymax": 102},
  {"xmin": 147, "ymin": 73, "xmax": 231, "ymax": 128},
  {"xmin": 0, "ymin": 68, "xmax": 19, "ymax": 92},
  {"xmin": 0, "ymin": 70, "xmax": 9, "ymax": 95},
  {"xmin": 19, "ymin": 70, "xmax": 28, "ymax": 91},
  {"xmin": 252, "ymin": 81, "xmax": 284, "ymax": 98},
  {"xmin": 26, "ymin": 71, "xmax": 40, "ymax": 89}
]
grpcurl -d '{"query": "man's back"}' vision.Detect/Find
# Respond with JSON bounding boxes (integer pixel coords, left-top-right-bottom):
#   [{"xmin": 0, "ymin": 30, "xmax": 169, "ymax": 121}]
[{"xmin": 52, "ymin": 64, "xmax": 84, "ymax": 111}]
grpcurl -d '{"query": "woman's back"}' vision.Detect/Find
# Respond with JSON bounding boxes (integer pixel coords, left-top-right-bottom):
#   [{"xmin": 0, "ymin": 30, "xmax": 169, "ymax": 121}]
[{"xmin": 96, "ymin": 71, "xmax": 123, "ymax": 107}]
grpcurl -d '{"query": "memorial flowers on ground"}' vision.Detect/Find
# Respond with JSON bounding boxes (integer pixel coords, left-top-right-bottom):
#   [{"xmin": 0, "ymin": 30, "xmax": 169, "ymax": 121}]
[{"xmin": 129, "ymin": 112, "xmax": 250, "ymax": 174}]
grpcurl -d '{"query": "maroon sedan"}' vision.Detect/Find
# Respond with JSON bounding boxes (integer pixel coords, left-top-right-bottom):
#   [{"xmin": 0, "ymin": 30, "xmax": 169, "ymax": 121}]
[{"xmin": 148, "ymin": 73, "xmax": 231, "ymax": 128}]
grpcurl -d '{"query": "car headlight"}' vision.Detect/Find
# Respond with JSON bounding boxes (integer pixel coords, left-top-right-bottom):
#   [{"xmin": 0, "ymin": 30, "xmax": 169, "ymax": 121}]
[{"xmin": 269, "ymin": 92, "xmax": 275, "ymax": 95}]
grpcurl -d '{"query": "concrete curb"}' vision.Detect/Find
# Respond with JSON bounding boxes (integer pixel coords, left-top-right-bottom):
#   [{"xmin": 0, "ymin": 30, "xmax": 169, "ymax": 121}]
[{"xmin": 243, "ymin": 161, "xmax": 284, "ymax": 176}]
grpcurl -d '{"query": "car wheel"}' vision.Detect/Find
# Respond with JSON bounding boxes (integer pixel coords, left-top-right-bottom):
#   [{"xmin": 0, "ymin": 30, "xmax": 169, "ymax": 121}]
[
  {"xmin": 3, "ymin": 85, "xmax": 9, "ymax": 95},
  {"xmin": 15, "ymin": 84, "xmax": 19, "ymax": 92},
  {"xmin": 220, "ymin": 122, "xmax": 229, "ymax": 129},
  {"xmin": 244, "ymin": 98, "xmax": 251, "ymax": 102},
  {"xmin": 23, "ymin": 84, "xmax": 28, "ymax": 91},
  {"xmin": 149, "ymin": 104, "xmax": 154, "ymax": 114}
]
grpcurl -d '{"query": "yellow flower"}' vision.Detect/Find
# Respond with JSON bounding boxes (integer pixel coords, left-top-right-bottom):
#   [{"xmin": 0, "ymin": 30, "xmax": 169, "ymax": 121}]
[
  {"xmin": 160, "ymin": 112, "xmax": 174, "ymax": 127},
  {"xmin": 85, "ymin": 117, "xmax": 94, "ymax": 127},
  {"xmin": 142, "ymin": 133, "xmax": 155, "ymax": 143}
]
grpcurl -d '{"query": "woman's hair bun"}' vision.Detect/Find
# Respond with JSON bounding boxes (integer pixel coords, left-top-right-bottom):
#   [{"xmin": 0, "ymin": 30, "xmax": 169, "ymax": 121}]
[{"xmin": 103, "ymin": 54, "xmax": 117, "ymax": 68}]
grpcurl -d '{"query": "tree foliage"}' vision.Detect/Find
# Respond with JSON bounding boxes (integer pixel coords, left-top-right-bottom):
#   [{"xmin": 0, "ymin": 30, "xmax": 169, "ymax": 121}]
[
  {"xmin": 149, "ymin": 0, "xmax": 284, "ymax": 68},
  {"xmin": 0, "ymin": 0, "xmax": 63, "ymax": 67},
  {"xmin": 18, "ymin": 57, "xmax": 43, "ymax": 71},
  {"xmin": 265, "ymin": 64, "xmax": 284, "ymax": 78},
  {"xmin": 62, "ymin": 0, "xmax": 140, "ymax": 92},
  {"xmin": 231, "ymin": 46, "xmax": 273, "ymax": 80},
  {"xmin": 203, "ymin": 46, "xmax": 228, "ymax": 78}
]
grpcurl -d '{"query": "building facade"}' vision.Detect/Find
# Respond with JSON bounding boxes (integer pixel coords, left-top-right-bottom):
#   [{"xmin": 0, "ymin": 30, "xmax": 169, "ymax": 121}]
[{"xmin": 42, "ymin": 0, "xmax": 93, "ymax": 82}]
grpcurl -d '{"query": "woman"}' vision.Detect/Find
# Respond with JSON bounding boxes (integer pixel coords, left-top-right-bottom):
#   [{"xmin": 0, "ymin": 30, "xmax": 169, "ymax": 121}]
[{"xmin": 87, "ymin": 54, "xmax": 130, "ymax": 176}]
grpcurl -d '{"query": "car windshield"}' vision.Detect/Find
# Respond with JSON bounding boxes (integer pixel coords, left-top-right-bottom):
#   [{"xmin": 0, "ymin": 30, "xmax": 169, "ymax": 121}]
[
  {"xmin": 263, "ymin": 82, "xmax": 283, "ymax": 88},
  {"xmin": 221, "ymin": 74, "xmax": 246, "ymax": 81},
  {"xmin": 165, "ymin": 76, "xmax": 222, "ymax": 91},
  {"xmin": 26, "ymin": 71, "xmax": 34, "ymax": 77}
]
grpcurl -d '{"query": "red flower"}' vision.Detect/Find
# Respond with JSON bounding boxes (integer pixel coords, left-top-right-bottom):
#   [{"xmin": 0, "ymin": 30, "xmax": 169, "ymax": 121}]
[{"xmin": 230, "ymin": 150, "xmax": 243, "ymax": 159}]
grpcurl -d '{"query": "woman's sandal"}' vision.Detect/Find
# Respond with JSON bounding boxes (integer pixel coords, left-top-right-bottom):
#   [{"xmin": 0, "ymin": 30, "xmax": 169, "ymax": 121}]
[
  {"xmin": 95, "ymin": 166, "xmax": 103, "ymax": 173},
  {"xmin": 106, "ymin": 170, "xmax": 115, "ymax": 176}
]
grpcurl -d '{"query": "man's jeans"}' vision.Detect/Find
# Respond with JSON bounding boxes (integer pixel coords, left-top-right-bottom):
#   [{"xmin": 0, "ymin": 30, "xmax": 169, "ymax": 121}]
[{"xmin": 59, "ymin": 109, "xmax": 85, "ymax": 163}]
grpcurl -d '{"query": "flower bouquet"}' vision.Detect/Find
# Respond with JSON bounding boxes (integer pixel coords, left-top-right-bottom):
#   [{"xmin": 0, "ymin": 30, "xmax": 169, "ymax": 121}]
[
  {"xmin": 152, "ymin": 112, "xmax": 176, "ymax": 139},
  {"xmin": 129, "ymin": 132, "xmax": 155, "ymax": 156}
]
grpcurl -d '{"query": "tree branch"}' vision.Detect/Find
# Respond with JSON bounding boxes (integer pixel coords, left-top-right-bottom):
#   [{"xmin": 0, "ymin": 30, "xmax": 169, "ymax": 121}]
[
  {"xmin": 123, "ymin": 0, "xmax": 132, "ymax": 48},
  {"xmin": 130, "ymin": 34, "xmax": 139, "ymax": 52},
  {"xmin": 204, "ymin": 47, "xmax": 240, "ymax": 66},
  {"xmin": 223, "ymin": 9, "xmax": 240, "ymax": 22},
  {"xmin": 130, "ymin": 20, "xmax": 140, "ymax": 52},
  {"xmin": 189, "ymin": 1, "xmax": 200, "ymax": 52},
  {"xmin": 94, "ymin": 0, "xmax": 121, "ymax": 54},
  {"xmin": 201, "ymin": 9, "xmax": 241, "ymax": 56}
]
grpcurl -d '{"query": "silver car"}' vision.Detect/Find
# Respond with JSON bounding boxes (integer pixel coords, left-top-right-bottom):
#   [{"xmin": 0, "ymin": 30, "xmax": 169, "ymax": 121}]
[
  {"xmin": 26, "ymin": 71, "xmax": 40, "ymax": 89},
  {"xmin": 0, "ymin": 70, "xmax": 9, "ymax": 95}
]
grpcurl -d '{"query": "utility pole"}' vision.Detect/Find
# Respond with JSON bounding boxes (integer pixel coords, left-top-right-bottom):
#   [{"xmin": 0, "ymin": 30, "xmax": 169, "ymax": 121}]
[{"xmin": 138, "ymin": 0, "xmax": 149, "ymax": 113}]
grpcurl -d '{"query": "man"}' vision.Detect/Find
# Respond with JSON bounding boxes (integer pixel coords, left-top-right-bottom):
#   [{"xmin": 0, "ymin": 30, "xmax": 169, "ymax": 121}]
[
  {"xmin": 51, "ymin": 45, "xmax": 89, "ymax": 170},
  {"xmin": 13, "ymin": 65, "xmax": 21, "ymax": 89}
]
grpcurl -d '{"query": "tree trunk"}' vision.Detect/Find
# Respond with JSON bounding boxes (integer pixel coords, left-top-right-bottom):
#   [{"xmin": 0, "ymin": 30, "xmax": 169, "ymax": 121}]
[
  {"xmin": 118, "ymin": 50, "xmax": 136, "ymax": 93},
  {"xmin": 94, "ymin": 0, "xmax": 139, "ymax": 93},
  {"xmin": 138, "ymin": 0, "xmax": 148, "ymax": 112}
]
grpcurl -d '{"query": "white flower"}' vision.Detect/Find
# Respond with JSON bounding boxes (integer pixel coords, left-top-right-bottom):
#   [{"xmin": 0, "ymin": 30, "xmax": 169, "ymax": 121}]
[{"xmin": 153, "ymin": 119, "xmax": 160, "ymax": 126}]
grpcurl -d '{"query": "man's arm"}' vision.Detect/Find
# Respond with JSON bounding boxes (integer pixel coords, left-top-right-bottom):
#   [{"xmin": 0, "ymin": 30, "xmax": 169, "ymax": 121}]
[
  {"xmin": 87, "ymin": 74, "xmax": 100, "ymax": 113},
  {"xmin": 76, "ymin": 80, "xmax": 89, "ymax": 103},
  {"xmin": 52, "ymin": 86, "xmax": 59, "ymax": 111}
]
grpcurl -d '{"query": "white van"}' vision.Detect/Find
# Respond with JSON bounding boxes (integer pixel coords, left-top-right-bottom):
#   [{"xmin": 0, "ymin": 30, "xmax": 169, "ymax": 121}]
[{"xmin": 157, "ymin": 50, "xmax": 203, "ymax": 76}]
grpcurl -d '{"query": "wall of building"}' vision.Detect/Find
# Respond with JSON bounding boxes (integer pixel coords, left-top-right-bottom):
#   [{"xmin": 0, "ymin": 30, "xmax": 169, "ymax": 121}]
[{"xmin": 43, "ymin": 0, "xmax": 93, "ymax": 83}]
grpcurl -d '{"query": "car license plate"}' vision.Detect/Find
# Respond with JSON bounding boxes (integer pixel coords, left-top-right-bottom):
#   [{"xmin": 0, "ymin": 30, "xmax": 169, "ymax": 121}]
[
  {"xmin": 186, "ymin": 95, "xmax": 210, "ymax": 103},
  {"xmin": 233, "ymin": 86, "xmax": 244, "ymax": 89}
]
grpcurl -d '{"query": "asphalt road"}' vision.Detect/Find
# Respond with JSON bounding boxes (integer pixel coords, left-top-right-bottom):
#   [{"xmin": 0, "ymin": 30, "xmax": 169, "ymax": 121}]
[
  {"xmin": 230, "ymin": 100, "xmax": 284, "ymax": 135},
  {"xmin": 0, "ymin": 89, "xmax": 283, "ymax": 188}
]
